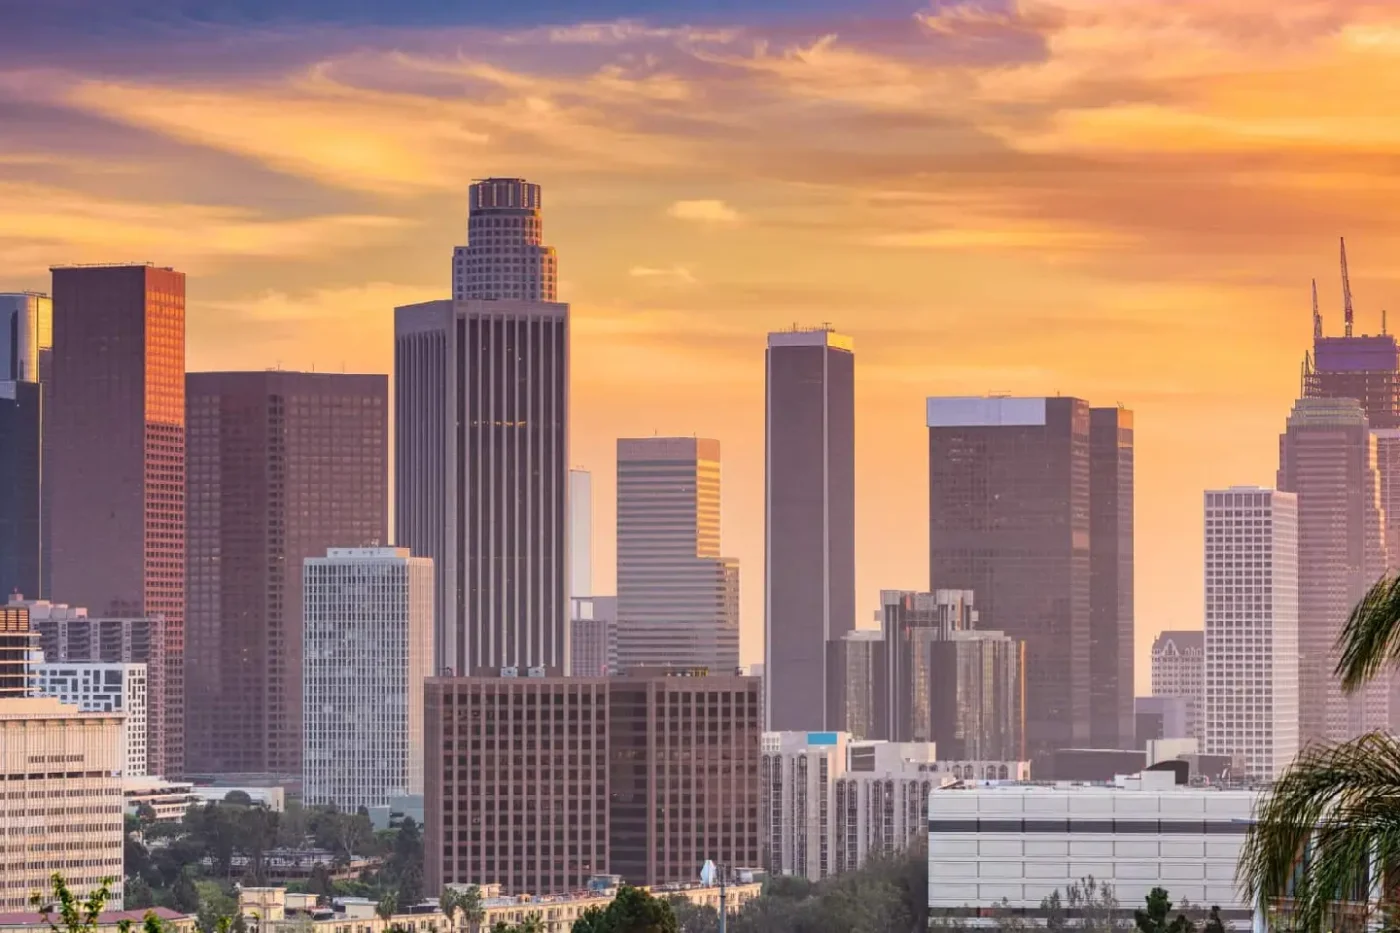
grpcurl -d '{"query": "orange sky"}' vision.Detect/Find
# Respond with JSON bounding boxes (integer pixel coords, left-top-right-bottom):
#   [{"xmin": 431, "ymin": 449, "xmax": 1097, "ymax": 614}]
[{"xmin": 5, "ymin": 0, "xmax": 1399, "ymax": 690}]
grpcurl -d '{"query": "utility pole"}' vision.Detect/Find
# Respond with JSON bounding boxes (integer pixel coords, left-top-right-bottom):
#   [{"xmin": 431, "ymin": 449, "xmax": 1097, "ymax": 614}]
[{"xmin": 718, "ymin": 863, "xmax": 727, "ymax": 933}]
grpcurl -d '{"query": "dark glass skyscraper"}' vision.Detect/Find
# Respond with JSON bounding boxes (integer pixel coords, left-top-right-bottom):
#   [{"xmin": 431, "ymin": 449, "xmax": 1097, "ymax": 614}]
[
  {"xmin": 765, "ymin": 327, "xmax": 855, "ymax": 732},
  {"xmin": 927, "ymin": 396, "xmax": 1134, "ymax": 765},
  {"xmin": 0, "ymin": 293, "xmax": 52, "ymax": 598},
  {"xmin": 399, "ymin": 178, "xmax": 568, "ymax": 676},
  {"xmin": 1089, "ymin": 407, "xmax": 1135, "ymax": 748},
  {"xmin": 185, "ymin": 371, "xmax": 388, "ymax": 776},
  {"xmin": 50, "ymin": 264, "xmax": 185, "ymax": 777}
]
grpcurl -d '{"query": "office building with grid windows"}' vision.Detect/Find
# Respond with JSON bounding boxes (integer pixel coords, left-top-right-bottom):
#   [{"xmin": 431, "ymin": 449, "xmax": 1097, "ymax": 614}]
[{"xmin": 303, "ymin": 548, "xmax": 433, "ymax": 809}]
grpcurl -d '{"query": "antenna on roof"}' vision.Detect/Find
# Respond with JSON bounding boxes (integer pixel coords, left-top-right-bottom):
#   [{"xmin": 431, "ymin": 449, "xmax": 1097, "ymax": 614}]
[
  {"xmin": 1312, "ymin": 278, "xmax": 1322, "ymax": 340},
  {"xmin": 1341, "ymin": 237, "xmax": 1354, "ymax": 338}
]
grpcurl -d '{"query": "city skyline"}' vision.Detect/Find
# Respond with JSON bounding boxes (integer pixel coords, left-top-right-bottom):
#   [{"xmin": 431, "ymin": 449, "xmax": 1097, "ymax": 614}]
[{"xmin": 11, "ymin": 3, "xmax": 1400, "ymax": 690}]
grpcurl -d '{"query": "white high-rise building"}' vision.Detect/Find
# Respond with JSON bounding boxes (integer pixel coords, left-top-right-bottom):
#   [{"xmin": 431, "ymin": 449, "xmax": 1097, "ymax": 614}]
[
  {"xmin": 616, "ymin": 437, "xmax": 739, "ymax": 672},
  {"xmin": 1150, "ymin": 630, "xmax": 1204, "ymax": 742},
  {"xmin": 303, "ymin": 548, "xmax": 434, "ymax": 809},
  {"xmin": 1203, "ymin": 487, "xmax": 1300, "ymax": 780},
  {"xmin": 34, "ymin": 661, "xmax": 148, "ymax": 776},
  {"xmin": 451, "ymin": 178, "xmax": 558, "ymax": 303},
  {"xmin": 570, "ymin": 468, "xmax": 592, "ymax": 599}
]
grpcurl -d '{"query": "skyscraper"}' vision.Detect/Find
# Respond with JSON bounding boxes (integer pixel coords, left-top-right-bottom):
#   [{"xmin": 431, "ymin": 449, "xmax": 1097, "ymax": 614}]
[
  {"xmin": 0, "ymin": 381, "xmax": 41, "ymax": 598},
  {"xmin": 0, "ymin": 292, "xmax": 52, "ymax": 598},
  {"xmin": 927, "ymin": 396, "xmax": 1094, "ymax": 762},
  {"xmin": 185, "ymin": 371, "xmax": 388, "ymax": 776},
  {"xmin": 303, "ymin": 548, "xmax": 434, "ymax": 809},
  {"xmin": 765, "ymin": 327, "xmax": 855, "ymax": 732},
  {"xmin": 1203, "ymin": 487, "xmax": 1299, "ymax": 780},
  {"xmin": 1149, "ymin": 630, "xmax": 1204, "ymax": 742},
  {"xmin": 398, "ymin": 178, "xmax": 567, "ymax": 676},
  {"xmin": 616, "ymin": 437, "xmax": 739, "ymax": 672},
  {"xmin": 570, "ymin": 468, "xmax": 593, "ymax": 599},
  {"xmin": 50, "ymin": 264, "xmax": 185, "ymax": 777},
  {"xmin": 1089, "ymin": 406, "xmax": 1135, "ymax": 748},
  {"xmin": 1278, "ymin": 396, "xmax": 1389, "ymax": 744},
  {"xmin": 825, "ymin": 629, "xmax": 887, "ymax": 740},
  {"xmin": 452, "ymin": 177, "xmax": 558, "ymax": 302}
]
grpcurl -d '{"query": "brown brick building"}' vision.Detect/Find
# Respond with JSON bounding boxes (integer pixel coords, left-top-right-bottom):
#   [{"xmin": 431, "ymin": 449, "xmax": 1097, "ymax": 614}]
[{"xmin": 425, "ymin": 669, "xmax": 761, "ymax": 896}]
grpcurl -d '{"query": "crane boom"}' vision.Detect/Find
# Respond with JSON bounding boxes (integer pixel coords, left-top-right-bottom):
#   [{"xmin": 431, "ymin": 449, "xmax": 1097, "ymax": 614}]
[
  {"xmin": 1341, "ymin": 236, "xmax": 1354, "ymax": 337},
  {"xmin": 1312, "ymin": 278, "xmax": 1321, "ymax": 339}
]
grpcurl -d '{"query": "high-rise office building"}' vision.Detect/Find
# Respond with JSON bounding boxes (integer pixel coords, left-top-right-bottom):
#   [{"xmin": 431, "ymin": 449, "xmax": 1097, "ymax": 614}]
[
  {"xmin": 1203, "ymin": 487, "xmax": 1299, "ymax": 781},
  {"xmin": 570, "ymin": 595, "xmax": 617, "ymax": 678},
  {"xmin": 570, "ymin": 468, "xmax": 592, "ymax": 599},
  {"xmin": 879, "ymin": 589, "xmax": 1024, "ymax": 759},
  {"xmin": 451, "ymin": 178, "xmax": 558, "ymax": 303},
  {"xmin": 0, "ymin": 381, "xmax": 42, "ymax": 598},
  {"xmin": 765, "ymin": 327, "xmax": 855, "ymax": 732},
  {"xmin": 928, "ymin": 396, "xmax": 1136, "ymax": 763},
  {"xmin": 50, "ymin": 264, "xmax": 185, "ymax": 777},
  {"xmin": 616, "ymin": 437, "xmax": 739, "ymax": 672},
  {"xmin": 1149, "ymin": 630, "xmax": 1204, "ymax": 742},
  {"xmin": 397, "ymin": 296, "xmax": 568, "ymax": 677},
  {"xmin": 760, "ymin": 731, "xmax": 852, "ymax": 881},
  {"xmin": 1089, "ymin": 407, "xmax": 1134, "ymax": 748},
  {"xmin": 1278, "ymin": 397, "xmax": 1389, "ymax": 744},
  {"xmin": 825, "ymin": 629, "xmax": 887, "ymax": 741},
  {"xmin": 185, "ymin": 371, "xmax": 388, "ymax": 776},
  {"xmin": 425, "ymin": 668, "xmax": 761, "ymax": 895},
  {"xmin": 303, "ymin": 548, "xmax": 434, "ymax": 810},
  {"xmin": 400, "ymin": 177, "xmax": 566, "ymax": 676},
  {"xmin": 34, "ymin": 661, "xmax": 148, "ymax": 776},
  {"xmin": 0, "ymin": 292, "xmax": 51, "ymax": 598}
]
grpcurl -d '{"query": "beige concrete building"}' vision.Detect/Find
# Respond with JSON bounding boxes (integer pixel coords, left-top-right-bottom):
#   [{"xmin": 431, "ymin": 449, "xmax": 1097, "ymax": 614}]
[{"xmin": 0, "ymin": 697, "xmax": 125, "ymax": 910}]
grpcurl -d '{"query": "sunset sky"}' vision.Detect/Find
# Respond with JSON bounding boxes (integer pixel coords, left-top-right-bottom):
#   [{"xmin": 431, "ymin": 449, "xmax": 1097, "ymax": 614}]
[{"xmin": 6, "ymin": 0, "xmax": 1398, "ymax": 689}]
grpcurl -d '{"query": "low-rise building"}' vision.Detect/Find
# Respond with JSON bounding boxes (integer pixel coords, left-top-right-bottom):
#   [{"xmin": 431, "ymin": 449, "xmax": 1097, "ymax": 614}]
[
  {"xmin": 34, "ymin": 661, "xmax": 148, "ymax": 776},
  {"xmin": 124, "ymin": 776, "xmax": 198, "ymax": 823},
  {"xmin": 190, "ymin": 784, "xmax": 286, "ymax": 811},
  {"xmin": 0, "ymin": 909, "xmax": 194, "ymax": 933},
  {"xmin": 926, "ymin": 770, "xmax": 1260, "ymax": 929}
]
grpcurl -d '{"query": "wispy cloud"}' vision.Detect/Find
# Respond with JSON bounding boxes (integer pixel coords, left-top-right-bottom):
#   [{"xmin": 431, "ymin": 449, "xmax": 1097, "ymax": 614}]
[
  {"xmin": 628, "ymin": 264, "xmax": 698, "ymax": 283},
  {"xmin": 666, "ymin": 199, "xmax": 741, "ymax": 224}
]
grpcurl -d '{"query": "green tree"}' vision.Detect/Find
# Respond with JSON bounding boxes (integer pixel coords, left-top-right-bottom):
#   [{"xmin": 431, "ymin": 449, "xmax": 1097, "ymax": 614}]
[
  {"xmin": 1238, "ymin": 573, "xmax": 1400, "ymax": 933},
  {"xmin": 222, "ymin": 791, "xmax": 254, "ymax": 808},
  {"xmin": 665, "ymin": 899, "xmax": 717, "ymax": 933},
  {"xmin": 569, "ymin": 886, "xmax": 677, "ymax": 933},
  {"xmin": 123, "ymin": 879, "xmax": 156, "ymax": 911},
  {"xmin": 518, "ymin": 914, "xmax": 544, "ymax": 933},
  {"xmin": 193, "ymin": 881, "xmax": 241, "ymax": 933},
  {"xmin": 30, "ymin": 873, "xmax": 116, "ymax": 933},
  {"xmin": 1134, "ymin": 888, "xmax": 1195, "ymax": 933},
  {"xmin": 459, "ymin": 886, "xmax": 486, "ymax": 933},
  {"xmin": 171, "ymin": 869, "xmax": 201, "ymax": 914},
  {"xmin": 376, "ymin": 893, "xmax": 399, "ymax": 922},
  {"xmin": 1202, "ymin": 907, "xmax": 1226, "ymax": 933}
]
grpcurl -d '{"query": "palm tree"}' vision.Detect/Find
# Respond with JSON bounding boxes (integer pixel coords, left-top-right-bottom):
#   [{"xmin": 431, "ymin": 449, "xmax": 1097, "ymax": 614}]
[
  {"xmin": 377, "ymin": 894, "xmax": 399, "ymax": 923},
  {"xmin": 517, "ymin": 913, "xmax": 543, "ymax": 933},
  {"xmin": 459, "ymin": 886, "xmax": 485, "ymax": 933},
  {"xmin": 1238, "ymin": 574, "xmax": 1400, "ymax": 931},
  {"xmin": 440, "ymin": 890, "xmax": 460, "ymax": 933}
]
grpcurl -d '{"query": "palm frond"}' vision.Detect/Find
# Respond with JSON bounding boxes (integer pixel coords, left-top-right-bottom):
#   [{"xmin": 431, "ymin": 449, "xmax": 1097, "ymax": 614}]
[
  {"xmin": 1334, "ymin": 573, "xmax": 1400, "ymax": 693},
  {"xmin": 1238, "ymin": 732, "xmax": 1400, "ymax": 933}
]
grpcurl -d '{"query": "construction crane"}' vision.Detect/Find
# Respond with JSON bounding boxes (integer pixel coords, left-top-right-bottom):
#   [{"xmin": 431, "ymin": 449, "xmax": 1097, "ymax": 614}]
[
  {"xmin": 1312, "ymin": 278, "xmax": 1322, "ymax": 340},
  {"xmin": 1341, "ymin": 236, "xmax": 1355, "ymax": 337}
]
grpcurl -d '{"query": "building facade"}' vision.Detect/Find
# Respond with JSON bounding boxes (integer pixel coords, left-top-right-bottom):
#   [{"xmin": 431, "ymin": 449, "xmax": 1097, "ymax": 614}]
[
  {"xmin": 0, "ymin": 291, "xmax": 52, "ymax": 598},
  {"xmin": 1089, "ymin": 407, "xmax": 1134, "ymax": 748},
  {"xmin": 570, "ymin": 468, "xmax": 592, "ymax": 599},
  {"xmin": 451, "ymin": 177, "xmax": 558, "ymax": 303},
  {"xmin": 303, "ymin": 548, "xmax": 434, "ymax": 809},
  {"xmin": 616, "ymin": 437, "xmax": 739, "ymax": 672},
  {"xmin": 0, "ymin": 605, "xmax": 34, "ymax": 697},
  {"xmin": 0, "ymin": 380, "xmax": 42, "ymax": 599},
  {"xmin": 570, "ymin": 595, "xmax": 617, "ymax": 678},
  {"xmin": 765, "ymin": 327, "xmax": 855, "ymax": 733},
  {"xmin": 760, "ymin": 731, "xmax": 850, "ymax": 881},
  {"xmin": 395, "ymin": 296, "xmax": 568, "ymax": 677},
  {"xmin": 1203, "ymin": 487, "xmax": 1300, "ymax": 781},
  {"xmin": 1149, "ymin": 630, "xmax": 1205, "ymax": 742},
  {"xmin": 50, "ymin": 263, "xmax": 185, "ymax": 777},
  {"xmin": 825, "ymin": 629, "xmax": 887, "ymax": 740},
  {"xmin": 425, "ymin": 669, "xmax": 761, "ymax": 896},
  {"xmin": 925, "ymin": 772, "xmax": 1260, "ymax": 929},
  {"xmin": 34, "ymin": 661, "xmax": 148, "ymax": 776},
  {"xmin": 1278, "ymin": 397, "xmax": 1388, "ymax": 744},
  {"xmin": 185, "ymin": 371, "xmax": 388, "ymax": 776},
  {"xmin": 0, "ymin": 697, "xmax": 125, "ymax": 910},
  {"xmin": 928, "ymin": 396, "xmax": 1131, "ymax": 763}
]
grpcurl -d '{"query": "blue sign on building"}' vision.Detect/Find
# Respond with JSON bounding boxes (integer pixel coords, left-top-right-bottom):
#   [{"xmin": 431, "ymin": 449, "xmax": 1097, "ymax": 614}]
[{"xmin": 806, "ymin": 731, "xmax": 839, "ymax": 746}]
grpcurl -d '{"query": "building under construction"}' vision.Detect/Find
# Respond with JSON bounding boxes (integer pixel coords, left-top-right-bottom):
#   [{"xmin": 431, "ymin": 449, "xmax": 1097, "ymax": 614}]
[{"xmin": 1303, "ymin": 238, "xmax": 1400, "ymax": 428}]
